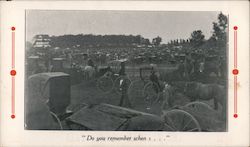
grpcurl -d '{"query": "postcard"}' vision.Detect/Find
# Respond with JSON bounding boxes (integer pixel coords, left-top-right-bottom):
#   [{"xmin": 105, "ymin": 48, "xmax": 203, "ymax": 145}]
[{"xmin": 0, "ymin": 1, "xmax": 249, "ymax": 147}]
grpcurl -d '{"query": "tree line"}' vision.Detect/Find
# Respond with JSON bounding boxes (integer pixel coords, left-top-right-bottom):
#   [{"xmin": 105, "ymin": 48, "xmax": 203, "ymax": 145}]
[
  {"xmin": 48, "ymin": 34, "xmax": 153, "ymax": 48},
  {"xmin": 30, "ymin": 12, "xmax": 227, "ymax": 57},
  {"xmin": 167, "ymin": 12, "xmax": 228, "ymax": 56}
]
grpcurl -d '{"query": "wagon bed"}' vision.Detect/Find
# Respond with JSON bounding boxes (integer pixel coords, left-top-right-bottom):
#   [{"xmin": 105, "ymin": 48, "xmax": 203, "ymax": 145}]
[{"xmin": 65, "ymin": 102, "xmax": 225, "ymax": 131}]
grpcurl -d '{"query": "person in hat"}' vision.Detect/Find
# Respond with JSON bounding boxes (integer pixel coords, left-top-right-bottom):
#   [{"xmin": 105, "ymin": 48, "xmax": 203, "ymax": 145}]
[
  {"xmin": 87, "ymin": 58, "xmax": 95, "ymax": 67},
  {"xmin": 118, "ymin": 61, "xmax": 126, "ymax": 76},
  {"xmin": 118, "ymin": 73, "xmax": 132, "ymax": 108},
  {"xmin": 149, "ymin": 70, "xmax": 161, "ymax": 93},
  {"xmin": 118, "ymin": 62, "xmax": 132, "ymax": 108}
]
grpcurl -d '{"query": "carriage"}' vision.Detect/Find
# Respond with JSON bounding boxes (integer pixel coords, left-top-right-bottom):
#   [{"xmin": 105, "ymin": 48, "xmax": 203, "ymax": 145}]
[
  {"xmin": 126, "ymin": 64, "xmax": 162, "ymax": 109},
  {"xmin": 59, "ymin": 101, "xmax": 224, "ymax": 131},
  {"xmin": 27, "ymin": 72, "xmax": 225, "ymax": 132},
  {"xmin": 63, "ymin": 102, "xmax": 212, "ymax": 131},
  {"xmin": 96, "ymin": 59, "xmax": 131, "ymax": 95}
]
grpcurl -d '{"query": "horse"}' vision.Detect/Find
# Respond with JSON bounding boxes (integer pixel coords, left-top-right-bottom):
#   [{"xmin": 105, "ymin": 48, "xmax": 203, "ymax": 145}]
[
  {"xmin": 83, "ymin": 65, "xmax": 96, "ymax": 80},
  {"xmin": 189, "ymin": 59, "xmax": 206, "ymax": 82},
  {"xmin": 159, "ymin": 66, "xmax": 183, "ymax": 84},
  {"xmin": 203, "ymin": 61, "xmax": 221, "ymax": 77},
  {"xmin": 183, "ymin": 82, "xmax": 226, "ymax": 119},
  {"xmin": 159, "ymin": 60, "xmax": 194, "ymax": 83},
  {"xmin": 190, "ymin": 56, "xmax": 222, "ymax": 83},
  {"xmin": 195, "ymin": 56, "xmax": 221, "ymax": 77}
]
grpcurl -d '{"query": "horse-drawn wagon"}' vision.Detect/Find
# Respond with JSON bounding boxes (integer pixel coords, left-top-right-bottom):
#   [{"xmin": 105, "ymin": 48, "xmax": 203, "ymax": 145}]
[
  {"xmin": 96, "ymin": 59, "xmax": 131, "ymax": 95},
  {"xmin": 26, "ymin": 64, "xmax": 226, "ymax": 132},
  {"xmin": 56, "ymin": 101, "xmax": 224, "ymax": 131}
]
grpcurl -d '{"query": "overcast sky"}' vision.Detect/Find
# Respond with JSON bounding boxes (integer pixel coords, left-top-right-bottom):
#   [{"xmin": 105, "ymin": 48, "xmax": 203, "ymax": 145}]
[{"xmin": 26, "ymin": 10, "xmax": 219, "ymax": 43}]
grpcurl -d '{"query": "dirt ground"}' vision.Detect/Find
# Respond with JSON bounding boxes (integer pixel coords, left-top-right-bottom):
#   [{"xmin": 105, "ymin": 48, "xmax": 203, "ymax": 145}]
[{"xmin": 68, "ymin": 76, "xmax": 226, "ymax": 132}]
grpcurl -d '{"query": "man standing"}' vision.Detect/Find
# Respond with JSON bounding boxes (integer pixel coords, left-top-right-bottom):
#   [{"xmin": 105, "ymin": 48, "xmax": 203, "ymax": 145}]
[
  {"xmin": 149, "ymin": 70, "xmax": 161, "ymax": 93},
  {"xmin": 118, "ymin": 61, "xmax": 132, "ymax": 108},
  {"xmin": 118, "ymin": 61, "xmax": 125, "ymax": 76}
]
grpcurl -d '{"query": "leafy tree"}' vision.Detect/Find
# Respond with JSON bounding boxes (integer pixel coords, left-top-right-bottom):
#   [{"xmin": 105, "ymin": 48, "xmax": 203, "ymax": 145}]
[
  {"xmin": 211, "ymin": 12, "xmax": 228, "ymax": 42},
  {"xmin": 152, "ymin": 36, "xmax": 162, "ymax": 46},
  {"xmin": 190, "ymin": 30, "xmax": 205, "ymax": 48},
  {"xmin": 142, "ymin": 38, "xmax": 151, "ymax": 45},
  {"xmin": 209, "ymin": 12, "xmax": 228, "ymax": 55}
]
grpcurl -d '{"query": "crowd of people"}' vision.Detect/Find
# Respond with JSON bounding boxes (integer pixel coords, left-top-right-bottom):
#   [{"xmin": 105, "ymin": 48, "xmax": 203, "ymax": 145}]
[
  {"xmin": 27, "ymin": 42, "xmax": 227, "ymax": 88},
  {"xmin": 59, "ymin": 45, "xmax": 181, "ymax": 67}
]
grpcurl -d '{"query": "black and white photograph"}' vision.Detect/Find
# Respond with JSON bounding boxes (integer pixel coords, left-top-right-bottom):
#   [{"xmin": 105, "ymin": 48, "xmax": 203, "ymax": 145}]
[{"xmin": 25, "ymin": 10, "xmax": 228, "ymax": 132}]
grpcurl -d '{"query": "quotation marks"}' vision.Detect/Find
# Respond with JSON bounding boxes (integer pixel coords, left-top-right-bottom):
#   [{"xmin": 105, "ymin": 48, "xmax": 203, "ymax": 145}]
[{"xmin": 81, "ymin": 135, "xmax": 170, "ymax": 142}]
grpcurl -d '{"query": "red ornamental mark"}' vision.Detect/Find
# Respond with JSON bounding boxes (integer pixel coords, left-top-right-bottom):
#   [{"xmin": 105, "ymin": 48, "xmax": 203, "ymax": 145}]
[
  {"xmin": 234, "ymin": 114, "xmax": 238, "ymax": 118},
  {"xmin": 11, "ymin": 114, "xmax": 15, "ymax": 119},
  {"xmin": 10, "ymin": 70, "xmax": 16, "ymax": 76},
  {"xmin": 11, "ymin": 27, "xmax": 15, "ymax": 31},
  {"xmin": 232, "ymin": 69, "xmax": 239, "ymax": 75},
  {"xmin": 234, "ymin": 26, "xmax": 238, "ymax": 30}
]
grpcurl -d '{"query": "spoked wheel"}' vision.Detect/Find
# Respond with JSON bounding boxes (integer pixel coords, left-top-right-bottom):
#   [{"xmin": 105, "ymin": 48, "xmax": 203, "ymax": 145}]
[
  {"xmin": 50, "ymin": 111, "xmax": 63, "ymax": 130},
  {"xmin": 162, "ymin": 109, "xmax": 201, "ymax": 132},
  {"xmin": 114, "ymin": 76, "xmax": 131, "ymax": 95},
  {"xmin": 96, "ymin": 76, "xmax": 114, "ymax": 94},
  {"xmin": 143, "ymin": 82, "xmax": 160, "ymax": 110},
  {"xmin": 183, "ymin": 101, "xmax": 222, "ymax": 122},
  {"xmin": 184, "ymin": 101, "xmax": 214, "ymax": 111}
]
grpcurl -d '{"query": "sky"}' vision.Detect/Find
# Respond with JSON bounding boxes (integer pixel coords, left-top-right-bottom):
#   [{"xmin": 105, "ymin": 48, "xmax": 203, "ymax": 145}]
[{"xmin": 26, "ymin": 10, "xmax": 220, "ymax": 43}]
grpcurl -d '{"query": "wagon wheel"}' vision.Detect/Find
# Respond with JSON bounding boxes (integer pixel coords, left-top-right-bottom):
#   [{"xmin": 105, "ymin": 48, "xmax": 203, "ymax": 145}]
[
  {"xmin": 162, "ymin": 109, "xmax": 201, "ymax": 131},
  {"xmin": 128, "ymin": 80, "xmax": 145, "ymax": 105},
  {"xmin": 143, "ymin": 82, "xmax": 160, "ymax": 110},
  {"xmin": 184, "ymin": 101, "xmax": 214, "ymax": 111},
  {"xmin": 96, "ymin": 76, "xmax": 114, "ymax": 94},
  {"xmin": 114, "ymin": 76, "xmax": 131, "ymax": 95},
  {"xmin": 50, "ymin": 111, "xmax": 63, "ymax": 130}
]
